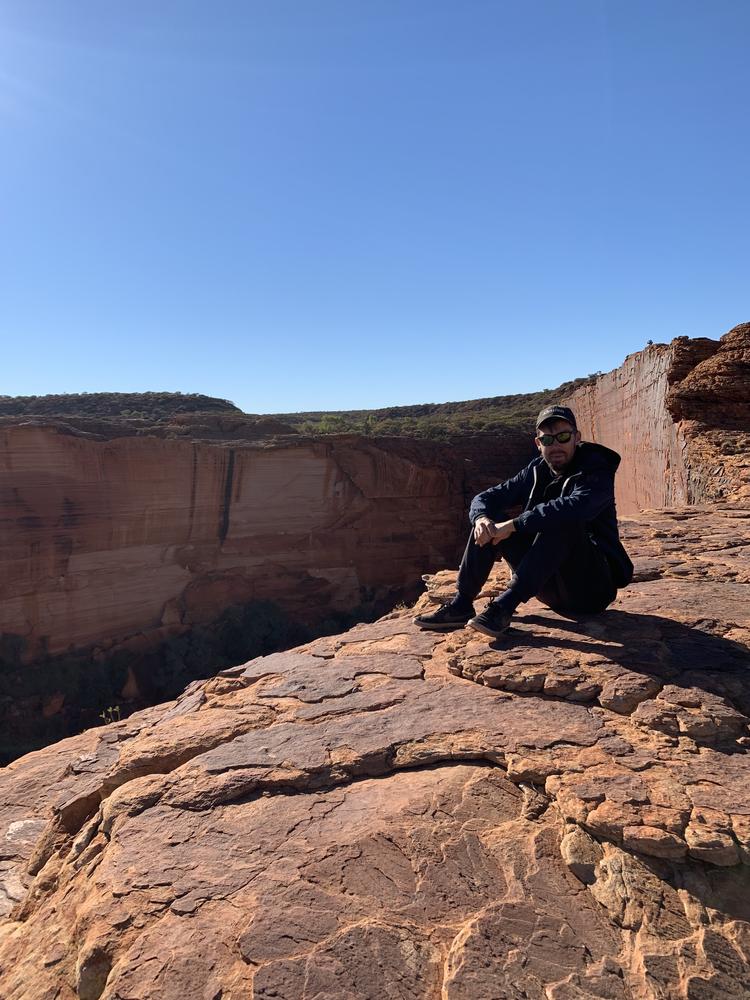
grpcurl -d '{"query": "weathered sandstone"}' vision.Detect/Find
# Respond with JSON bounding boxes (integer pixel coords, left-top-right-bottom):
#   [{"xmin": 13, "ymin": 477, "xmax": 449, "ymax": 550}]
[
  {"xmin": 566, "ymin": 322, "xmax": 750, "ymax": 511},
  {"xmin": 0, "ymin": 425, "xmax": 531, "ymax": 758},
  {"xmin": 1, "ymin": 504, "xmax": 749, "ymax": 999},
  {"xmin": 0, "ymin": 428, "xmax": 463, "ymax": 660}
]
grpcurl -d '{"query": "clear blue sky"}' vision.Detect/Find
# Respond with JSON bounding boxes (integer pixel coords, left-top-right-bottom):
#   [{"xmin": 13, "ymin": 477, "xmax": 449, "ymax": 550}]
[{"xmin": 1, "ymin": 1, "xmax": 747, "ymax": 413}]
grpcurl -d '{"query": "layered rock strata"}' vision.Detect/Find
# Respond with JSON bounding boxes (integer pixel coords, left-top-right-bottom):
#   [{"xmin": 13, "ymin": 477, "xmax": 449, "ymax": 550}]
[
  {"xmin": 1, "ymin": 504, "xmax": 749, "ymax": 999},
  {"xmin": 0, "ymin": 424, "xmax": 532, "ymax": 757},
  {"xmin": 0, "ymin": 428, "xmax": 464, "ymax": 661},
  {"xmin": 566, "ymin": 322, "xmax": 750, "ymax": 512}
]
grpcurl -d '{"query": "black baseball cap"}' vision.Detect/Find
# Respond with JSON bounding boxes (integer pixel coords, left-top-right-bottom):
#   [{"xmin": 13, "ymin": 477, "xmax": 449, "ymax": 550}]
[{"xmin": 535, "ymin": 405, "xmax": 577, "ymax": 430}]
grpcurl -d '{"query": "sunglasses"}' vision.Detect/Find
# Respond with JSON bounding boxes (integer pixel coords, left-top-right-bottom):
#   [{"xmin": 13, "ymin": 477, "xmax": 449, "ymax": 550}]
[{"xmin": 537, "ymin": 430, "xmax": 575, "ymax": 446}]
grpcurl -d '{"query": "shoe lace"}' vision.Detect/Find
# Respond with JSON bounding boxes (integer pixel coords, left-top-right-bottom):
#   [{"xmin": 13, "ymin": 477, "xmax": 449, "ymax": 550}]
[
  {"xmin": 482, "ymin": 600, "xmax": 510, "ymax": 618},
  {"xmin": 433, "ymin": 602, "xmax": 464, "ymax": 617}
]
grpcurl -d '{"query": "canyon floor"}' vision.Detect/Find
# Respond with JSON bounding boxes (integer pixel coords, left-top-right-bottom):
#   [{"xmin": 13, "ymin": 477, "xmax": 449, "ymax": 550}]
[{"xmin": 1, "ymin": 505, "xmax": 749, "ymax": 999}]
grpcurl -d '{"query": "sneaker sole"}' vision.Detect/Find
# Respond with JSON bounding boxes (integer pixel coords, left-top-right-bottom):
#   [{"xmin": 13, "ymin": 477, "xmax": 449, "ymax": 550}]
[
  {"xmin": 467, "ymin": 618, "xmax": 510, "ymax": 638},
  {"xmin": 413, "ymin": 617, "xmax": 470, "ymax": 632}
]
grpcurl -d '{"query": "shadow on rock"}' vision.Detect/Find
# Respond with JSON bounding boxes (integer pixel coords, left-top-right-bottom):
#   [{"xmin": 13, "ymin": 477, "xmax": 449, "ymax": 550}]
[{"xmin": 450, "ymin": 608, "xmax": 750, "ymax": 751}]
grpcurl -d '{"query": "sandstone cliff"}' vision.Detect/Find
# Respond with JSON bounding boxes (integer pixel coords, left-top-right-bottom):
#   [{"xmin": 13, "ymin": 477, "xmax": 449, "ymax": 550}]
[
  {"xmin": 0, "ymin": 504, "xmax": 749, "ymax": 999},
  {"xmin": 0, "ymin": 427, "xmax": 462, "ymax": 661},
  {"xmin": 566, "ymin": 322, "xmax": 750, "ymax": 512},
  {"xmin": 0, "ymin": 423, "xmax": 532, "ymax": 759}
]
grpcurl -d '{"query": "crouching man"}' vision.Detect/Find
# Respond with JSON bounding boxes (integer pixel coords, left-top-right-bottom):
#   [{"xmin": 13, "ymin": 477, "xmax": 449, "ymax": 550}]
[{"xmin": 415, "ymin": 405, "xmax": 633, "ymax": 638}]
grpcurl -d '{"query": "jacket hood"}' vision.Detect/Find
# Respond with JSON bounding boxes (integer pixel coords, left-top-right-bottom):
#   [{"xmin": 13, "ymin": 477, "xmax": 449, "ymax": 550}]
[{"xmin": 570, "ymin": 441, "xmax": 621, "ymax": 473}]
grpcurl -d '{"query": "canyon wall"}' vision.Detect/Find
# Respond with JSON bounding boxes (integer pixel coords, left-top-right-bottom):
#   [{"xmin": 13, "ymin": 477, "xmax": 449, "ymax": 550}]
[
  {"xmin": 566, "ymin": 322, "xmax": 750, "ymax": 512},
  {"xmin": 0, "ymin": 428, "xmax": 457, "ymax": 661},
  {"xmin": 0, "ymin": 423, "xmax": 531, "ymax": 757}
]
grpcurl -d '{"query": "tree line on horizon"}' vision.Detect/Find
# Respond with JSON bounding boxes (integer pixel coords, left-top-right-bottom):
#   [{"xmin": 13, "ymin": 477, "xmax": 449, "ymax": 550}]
[
  {"xmin": 0, "ymin": 376, "xmax": 595, "ymax": 440},
  {"xmin": 275, "ymin": 376, "xmax": 594, "ymax": 439},
  {"xmin": 0, "ymin": 391, "xmax": 240, "ymax": 421}
]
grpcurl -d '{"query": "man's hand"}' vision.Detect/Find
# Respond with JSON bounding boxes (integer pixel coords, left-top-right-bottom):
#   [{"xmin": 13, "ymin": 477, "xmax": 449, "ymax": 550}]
[
  {"xmin": 489, "ymin": 519, "xmax": 516, "ymax": 545},
  {"xmin": 473, "ymin": 517, "xmax": 495, "ymax": 546},
  {"xmin": 473, "ymin": 517, "xmax": 515, "ymax": 547}
]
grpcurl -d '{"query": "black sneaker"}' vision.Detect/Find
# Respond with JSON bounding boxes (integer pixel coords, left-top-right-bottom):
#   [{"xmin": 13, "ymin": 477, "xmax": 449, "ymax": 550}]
[
  {"xmin": 413, "ymin": 602, "xmax": 474, "ymax": 631},
  {"xmin": 468, "ymin": 602, "xmax": 513, "ymax": 638}
]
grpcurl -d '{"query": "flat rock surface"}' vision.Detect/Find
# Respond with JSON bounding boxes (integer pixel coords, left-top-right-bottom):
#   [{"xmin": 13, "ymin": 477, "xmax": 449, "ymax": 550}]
[{"xmin": 1, "ymin": 506, "xmax": 750, "ymax": 999}]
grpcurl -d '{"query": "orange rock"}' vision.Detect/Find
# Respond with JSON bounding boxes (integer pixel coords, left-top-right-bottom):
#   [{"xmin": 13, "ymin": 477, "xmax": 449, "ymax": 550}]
[
  {"xmin": 1, "ymin": 502, "xmax": 750, "ymax": 996},
  {"xmin": 622, "ymin": 825, "xmax": 688, "ymax": 860}
]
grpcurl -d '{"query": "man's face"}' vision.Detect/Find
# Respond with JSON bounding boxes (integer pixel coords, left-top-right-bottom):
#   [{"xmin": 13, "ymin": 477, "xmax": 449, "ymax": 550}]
[{"xmin": 535, "ymin": 419, "xmax": 580, "ymax": 473}]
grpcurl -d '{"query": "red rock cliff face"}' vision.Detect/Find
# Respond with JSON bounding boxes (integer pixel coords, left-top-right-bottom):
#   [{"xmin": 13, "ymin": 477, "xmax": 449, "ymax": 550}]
[
  {"xmin": 566, "ymin": 323, "xmax": 750, "ymax": 512},
  {"xmin": 0, "ymin": 422, "xmax": 531, "ymax": 757},
  {"xmin": 0, "ymin": 429, "xmax": 461, "ymax": 663}
]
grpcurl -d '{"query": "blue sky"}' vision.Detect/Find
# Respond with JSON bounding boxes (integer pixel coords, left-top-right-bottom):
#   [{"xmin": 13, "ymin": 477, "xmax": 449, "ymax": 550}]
[{"xmin": 1, "ymin": 1, "xmax": 747, "ymax": 413}]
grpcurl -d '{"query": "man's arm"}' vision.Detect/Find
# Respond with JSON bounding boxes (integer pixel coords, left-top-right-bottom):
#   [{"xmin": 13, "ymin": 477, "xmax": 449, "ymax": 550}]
[{"xmin": 468, "ymin": 462, "xmax": 535, "ymax": 525}]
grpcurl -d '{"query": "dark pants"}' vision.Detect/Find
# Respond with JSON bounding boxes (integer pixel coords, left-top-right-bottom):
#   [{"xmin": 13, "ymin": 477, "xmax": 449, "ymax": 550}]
[{"xmin": 456, "ymin": 511, "xmax": 617, "ymax": 616}]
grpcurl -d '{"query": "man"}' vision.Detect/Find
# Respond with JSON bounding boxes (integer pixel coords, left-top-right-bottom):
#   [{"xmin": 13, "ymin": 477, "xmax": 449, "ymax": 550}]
[{"xmin": 414, "ymin": 405, "xmax": 633, "ymax": 638}]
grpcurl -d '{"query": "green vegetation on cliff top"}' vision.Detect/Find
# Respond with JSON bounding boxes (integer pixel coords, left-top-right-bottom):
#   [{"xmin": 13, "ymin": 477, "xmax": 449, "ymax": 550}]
[
  {"xmin": 0, "ymin": 391, "xmax": 239, "ymax": 420},
  {"xmin": 274, "ymin": 376, "xmax": 592, "ymax": 439},
  {"xmin": 0, "ymin": 376, "xmax": 594, "ymax": 440}
]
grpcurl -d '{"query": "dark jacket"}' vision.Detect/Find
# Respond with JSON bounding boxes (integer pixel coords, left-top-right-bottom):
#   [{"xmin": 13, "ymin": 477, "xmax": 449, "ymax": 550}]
[{"xmin": 468, "ymin": 442, "xmax": 633, "ymax": 588}]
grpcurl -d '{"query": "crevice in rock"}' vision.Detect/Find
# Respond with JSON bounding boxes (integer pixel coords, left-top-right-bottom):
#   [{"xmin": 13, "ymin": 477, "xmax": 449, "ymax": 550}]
[
  {"xmin": 217, "ymin": 448, "xmax": 235, "ymax": 543},
  {"xmin": 162, "ymin": 753, "xmax": 510, "ymax": 816}
]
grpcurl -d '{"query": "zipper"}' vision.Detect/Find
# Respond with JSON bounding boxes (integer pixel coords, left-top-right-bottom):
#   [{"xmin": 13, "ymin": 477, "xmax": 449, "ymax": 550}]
[
  {"xmin": 561, "ymin": 472, "xmax": 580, "ymax": 496},
  {"xmin": 526, "ymin": 465, "xmax": 539, "ymax": 508}
]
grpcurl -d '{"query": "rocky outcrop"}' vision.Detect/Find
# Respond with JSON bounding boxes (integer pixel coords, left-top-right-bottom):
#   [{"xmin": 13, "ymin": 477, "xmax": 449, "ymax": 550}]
[
  {"xmin": 667, "ymin": 323, "xmax": 750, "ymax": 427},
  {"xmin": 566, "ymin": 322, "xmax": 750, "ymax": 511},
  {"xmin": 1, "ymin": 504, "xmax": 749, "ymax": 999}
]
